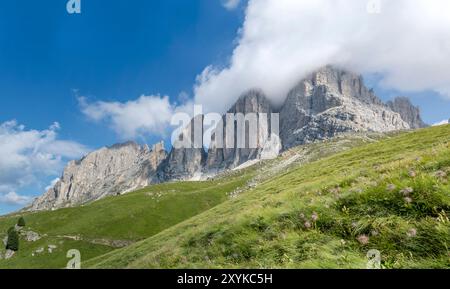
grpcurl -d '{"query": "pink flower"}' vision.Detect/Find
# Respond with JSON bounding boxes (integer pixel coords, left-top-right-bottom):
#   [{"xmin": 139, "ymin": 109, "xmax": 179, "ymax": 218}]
[
  {"xmin": 357, "ymin": 235, "xmax": 370, "ymax": 245},
  {"xmin": 304, "ymin": 221, "xmax": 312, "ymax": 229},
  {"xmin": 387, "ymin": 184, "xmax": 396, "ymax": 191},
  {"xmin": 311, "ymin": 212, "xmax": 319, "ymax": 222},
  {"xmin": 408, "ymin": 170, "xmax": 417, "ymax": 178},
  {"xmin": 404, "ymin": 197, "xmax": 413, "ymax": 204},
  {"xmin": 435, "ymin": 170, "xmax": 447, "ymax": 178},
  {"xmin": 400, "ymin": 187, "xmax": 414, "ymax": 196},
  {"xmin": 407, "ymin": 228, "xmax": 417, "ymax": 238}
]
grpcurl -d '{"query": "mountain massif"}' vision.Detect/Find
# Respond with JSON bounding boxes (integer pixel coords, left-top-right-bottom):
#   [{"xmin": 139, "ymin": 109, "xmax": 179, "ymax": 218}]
[{"xmin": 29, "ymin": 66, "xmax": 427, "ymax": 211}]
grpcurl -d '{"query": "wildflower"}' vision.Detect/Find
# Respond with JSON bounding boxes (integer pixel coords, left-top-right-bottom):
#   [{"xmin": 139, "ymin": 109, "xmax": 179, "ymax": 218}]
[
  {"xmin": 400, "ymin": 187, "xmax": 414, "ymax": 196},
  {"xmin": 435, "ymin": 170, "xmax": 447, "ymax": 178},
  {"xmin": 371, "ymin": 230, "xmax": 379, "ymax": 236},
  {"xmin": 408, "ymin": 170, "xmax": 417, "ymax": 178},
  {"xmin": 404, "ymin": 197, "xmax": 413, "ymax": 204},
  {"xmin": 340, "ymin": 239, "xmax": 346, "ymax": 245},
  {"xmin": 406, "ymin": 228, "xmax": 417, "ymax": 238},
  {"xmin": 299, "ymin": 213, "xmax": 305, "ymax": 219},
  {"xmin": 356, "ymin": 188, "xmax": 363, "ymax": 193},
  {"xmin": 387, "ymin": 184, "xmax": 396, "ymax": 191},
  {"xmin": 304, "ymin": 221, "xmax": 312, "ymax": 229},
  {"xmin": 357, "ymin": 235, "xmax": 370, "ymax": 245},
  {"xmin": 311, "ymin": 212, "xmax": 319, "ymax": 222}
]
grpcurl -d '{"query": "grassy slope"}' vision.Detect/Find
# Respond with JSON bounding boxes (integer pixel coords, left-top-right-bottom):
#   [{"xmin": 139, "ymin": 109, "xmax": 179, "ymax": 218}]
[
  {"xmin": 0, "ymin": 174, "xmax": 252, "ymax": 268},
  {"xmin": 0, "ymin": 132, "xmax": 381, "ymax": 269},
  {"xmin": 85, "ymin": 125, "xmax": 450, "ymax": 269}
]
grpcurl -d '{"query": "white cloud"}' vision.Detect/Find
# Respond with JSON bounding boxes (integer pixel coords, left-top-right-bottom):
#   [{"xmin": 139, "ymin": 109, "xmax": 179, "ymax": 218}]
[
  {"xmin": 0, "ymin": 192, "xmax": 31, "ymax": 206},
  {"xmin": 79, "ymin": 95, "xmax": 192, "ymax": 139},
  {"xmin": 195, "ymin": 0, "xmax": 450, "ymax": 113},
  {"xmin": 45, "ymin": 178, "xmax": 60, "ymax": 191},
  {"xmin": 222, "ymin": 0, "xmax": 241, "ymax": 10},
  {"xmin": 0, "ymin": 120, "xmax": 88, "ymax": 195},
  {"xmin": 433, "ymin": 119, "xmax": 449, "ymax": 126}
]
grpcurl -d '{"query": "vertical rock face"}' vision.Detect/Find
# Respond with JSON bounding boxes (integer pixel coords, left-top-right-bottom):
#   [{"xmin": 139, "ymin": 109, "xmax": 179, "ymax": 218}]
[
  {"xmin": 387, "ymin": 97, "xmax": 428, "ymax": 129},
  {"xmin": 29, "ymin": 141, "xmax": 167, "ymax": 211},
  {"xmin": 161, "ymin": 115, "xmax": 207, "ymax": 181},
  {"xmin": 205, "ymin": 90, "xmax": 280, "ymax": 172},
  {"xmin": 279, "ymin": 66, "xmax": 410, "ymax": 149}
]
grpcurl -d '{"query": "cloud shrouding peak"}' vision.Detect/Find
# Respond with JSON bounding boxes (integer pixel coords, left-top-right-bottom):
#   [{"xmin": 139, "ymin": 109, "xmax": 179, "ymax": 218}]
[
  {"xmin": 222, "ymin": 0, "xmax": 241, "ymax": 10},
  {"xmin": 0, "ymin": 120, "xmax": 88, "ymax": 199},
  {"xmin": 195, "ymin": 0, "xmax": 450, "ymax": 113}
]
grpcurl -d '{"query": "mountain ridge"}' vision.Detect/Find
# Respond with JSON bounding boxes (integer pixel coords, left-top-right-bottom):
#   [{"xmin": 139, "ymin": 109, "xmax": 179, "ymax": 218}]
[{"xmin": 28, "ymin": 65, "xmax": 427, "ymax": 211}]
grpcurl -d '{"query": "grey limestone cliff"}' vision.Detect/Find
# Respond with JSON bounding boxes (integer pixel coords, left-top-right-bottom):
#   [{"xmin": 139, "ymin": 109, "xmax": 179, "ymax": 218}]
[
  {"xmin": 279, "ymin": 66, "xmax": 410, "ymax": 149},
  {"xmin": 387, "ymin": 96, "xmax": 428, "ymax": 129},
  {"xmin": 29, "ymin": 141, "xmax": 166, "ymax": 211}
]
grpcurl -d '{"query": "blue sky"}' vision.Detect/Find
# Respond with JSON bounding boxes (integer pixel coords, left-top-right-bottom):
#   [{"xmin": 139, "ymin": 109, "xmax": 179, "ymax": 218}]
[
  {"xmin": 0, "ymin": 0, "xmax": 242, "ymax": 148},
  {"xmin": 0, "ymin": 0, "xmax": 449, "ymax": 214},
  {"xmin": 0, "ymin": 0, "xmax": 244, "ymax": 213}
]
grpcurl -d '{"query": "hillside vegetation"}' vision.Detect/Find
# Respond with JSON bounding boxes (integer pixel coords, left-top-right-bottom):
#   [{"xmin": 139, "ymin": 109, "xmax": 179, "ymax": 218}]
[
  {"xmin": 85, "ymin": 125, "xmax": 450, "ymax": 269},
  {"xmin": 0, "ymin": 175, "xmax": 253, "ymax": 268},
  {"xmin": 1, "ymin": 126, "xmax": 449, "ymax": 269}
]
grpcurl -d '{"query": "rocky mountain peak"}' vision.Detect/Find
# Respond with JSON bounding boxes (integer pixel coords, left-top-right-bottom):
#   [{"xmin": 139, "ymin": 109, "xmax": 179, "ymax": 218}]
[
  {"xmin": 387, "ymin": 97, "xmax": 428, "ymax": 129},
  {"xmin": 228, "ymin": 89, "xmax": 272, "ymax": 114},
  {"xmin": 280, "ymin": 65, "xmax": 409, "ymax": 149},
  {"xmin": 29, "ymin": 141, "xmax": 167, "ymax": 211},
  {"xmin": 30, "ymin": 65, "xmax": 427, "ymax": 211},
  {"xmin": 205, "ymin": 90, "xmax": 279, "ymax": 172}
]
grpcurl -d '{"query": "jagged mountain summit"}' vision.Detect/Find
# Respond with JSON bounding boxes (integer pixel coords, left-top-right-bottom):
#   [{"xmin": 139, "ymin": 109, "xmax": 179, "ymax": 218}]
[
  {"xmin": 29, "ymin": 141, "xmax": 166, "ymax": 211},
  {"xmin": 29, "ymin": 65, "xmax": 427, "ymax": 211},
  {"xmin": 205, "ymin": 89, "xmax": 281, "ymax": 173},
  {"xmin": 161, "ymin": 115, "xmax": 207, "ymax": 181},
  {"xmin": 279, "ymin": 66, "xmax": 410, "ymax": 149},
  {"xmin": 387, "ymin": 97, "xmax": 428, "ymax": 129}
]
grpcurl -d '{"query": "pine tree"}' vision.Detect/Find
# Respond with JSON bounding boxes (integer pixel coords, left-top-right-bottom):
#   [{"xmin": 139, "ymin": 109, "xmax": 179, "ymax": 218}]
[
  {"xmin": 17, "ymin": 216, "xmax": 26, "ymax": 227},
  {"xmin": 6, "ymin": 229, "xmax": 19, "ymax": 251}
]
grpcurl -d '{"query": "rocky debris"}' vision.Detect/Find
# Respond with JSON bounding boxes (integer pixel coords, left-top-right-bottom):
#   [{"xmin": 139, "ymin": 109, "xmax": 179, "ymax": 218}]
[
  {"xmin": 30, "ymin": 141, "xmax": 167, "ymax": 211},
  {"xmin": 280, "ymin": 66, "xmax": 410, "ymax": 149},
  {"xmin": 89, "ymin": 239, "xmax": 134, "ymax": 248},
  {"xmin": 59, "ymin": 235, "xmax": 82, "ymax": 241},
  {"xmin": 4, "ymin": 249, "xmax": 15, "ymax": 260},
  {"xmin": 387, "ymin": 97, "xmax": 428, "ymax": 129},
  {"xmin": 22, "ymin": 231, "xmax": 41, "ymax": 242},
  {"xmin": 35, "ymin": 247, "xmax": 44, "ymax": 254},
  {"xmin": 48, "ymin": 245, "xmax": 57, "ymax": 253}
]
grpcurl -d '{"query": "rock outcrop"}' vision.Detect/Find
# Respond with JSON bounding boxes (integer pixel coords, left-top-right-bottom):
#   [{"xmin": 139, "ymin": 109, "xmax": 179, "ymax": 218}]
[
  {"xmin": 205, "ymin": 90, "xmax": 281, "ymax": 173},
  {"xmin": 280, "ymin": 66, "xmax": 410, "ymax": 149},
  {"xmin": 387, "ymin": 97, "xmax": 428, "ymax": 129},
  {"xmin": 161, "ymin": 115, "xmax": 207, "ymax": 181},
  {"xmin": 30, "ymin": 141, "xmax": 166, "ymax": 211}
]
